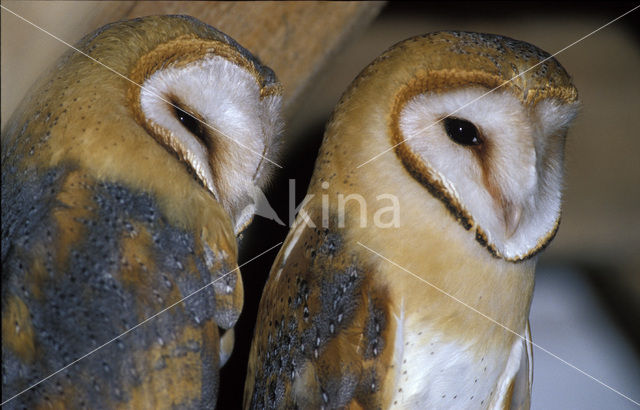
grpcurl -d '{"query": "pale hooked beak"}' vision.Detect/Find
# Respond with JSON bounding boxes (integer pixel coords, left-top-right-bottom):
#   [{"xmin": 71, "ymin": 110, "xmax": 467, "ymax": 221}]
[
  {"xmin": 504, "ymin": 202, "xmax": 523, "ymax": 239},
  {"xmin": 219, "ymin": 328, "xmax": 235, "ymax": 368}
]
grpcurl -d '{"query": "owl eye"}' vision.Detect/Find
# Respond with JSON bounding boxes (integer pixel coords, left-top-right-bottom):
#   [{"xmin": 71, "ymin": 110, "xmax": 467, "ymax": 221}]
[
  {"xmin": 173, "ymin": 104, "xmax": 208, "ymax": 143},
  {"xmin": 443, "ymin": 117, "xmax": 481, "ymax": 146}
]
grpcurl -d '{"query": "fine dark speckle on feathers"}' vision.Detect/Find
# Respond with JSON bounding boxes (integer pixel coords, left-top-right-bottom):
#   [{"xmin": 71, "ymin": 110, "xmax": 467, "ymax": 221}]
[
  {"xmin": 2, "ymin": 165, "xmax": 235, "ymax": 408},
  {"xmin": 247, "ymin": 217, "xmax": 392, "ymax": 408}
]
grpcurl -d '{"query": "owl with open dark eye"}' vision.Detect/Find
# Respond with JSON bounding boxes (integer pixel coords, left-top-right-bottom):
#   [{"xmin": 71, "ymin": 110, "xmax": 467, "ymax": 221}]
[
  {"xmin": 245, "ymin": 31, "xmax": 579, "ymax": 409},
  {"xmin": 2, "ymin": 15, "xmax": 282, "ymax": 408}
]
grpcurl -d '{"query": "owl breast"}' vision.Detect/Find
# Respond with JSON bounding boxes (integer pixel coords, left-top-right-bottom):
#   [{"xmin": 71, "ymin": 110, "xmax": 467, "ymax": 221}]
[{"xmin": 391, "ymin": 324, "xmax": 511, "ymax": 408}]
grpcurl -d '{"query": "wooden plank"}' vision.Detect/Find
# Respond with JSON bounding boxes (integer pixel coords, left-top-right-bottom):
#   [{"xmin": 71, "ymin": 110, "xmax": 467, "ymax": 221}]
[
  {"xmin": 126, "ymin": 1, "xmax": 385, "ymax": 113},
  {"xmin": 1, "ymin": 1, "xmax": 384, "ymax": 129},
  {"xmin": 1, "ymin": 1, "xmax": 136, "ymax": 129}
]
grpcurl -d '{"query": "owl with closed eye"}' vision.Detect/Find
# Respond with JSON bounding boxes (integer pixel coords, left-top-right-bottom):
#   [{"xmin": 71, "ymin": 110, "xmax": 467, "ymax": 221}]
[
  {"xmin": 2, "ymin": 15, "xmax": 282, "ymax": 408},
  {"xmin": 245, "ymin": 31, "xmax": 578, "ymax": 409}
]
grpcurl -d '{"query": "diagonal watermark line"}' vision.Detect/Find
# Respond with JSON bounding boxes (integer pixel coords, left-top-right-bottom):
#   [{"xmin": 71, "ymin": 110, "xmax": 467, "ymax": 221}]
[
  {"xmin": 0, "ymin": 5, "xmax": 283, "ymax": 169},
  {"xmin": 356, "ymin": 4, "xmax": 640, "ymax": 169},
  {"xmin": 1, "ymin": 241, "xmax": 283, "ymax": 406},
  {"xmin": 357, "ymin": 241, "xmax": 640, "ymax": 407}
]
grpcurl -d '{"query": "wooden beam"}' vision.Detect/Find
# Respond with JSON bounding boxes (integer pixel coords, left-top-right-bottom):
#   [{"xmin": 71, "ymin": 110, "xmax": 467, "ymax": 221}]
[
  {"xmin": 1, "ymin": 1, "xmax": 384, "ymax": 129},
  {"xmin": 126, "ymin": 2, "xmax": 385, "ymax": 112}
]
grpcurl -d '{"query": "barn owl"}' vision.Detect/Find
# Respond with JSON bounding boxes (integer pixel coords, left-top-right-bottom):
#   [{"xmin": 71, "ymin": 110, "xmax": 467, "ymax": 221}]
[
  {"xmin": 245, "ymin": 31, "xmax": 578, "ymax": 409},
  {"xmin": 2, "ymin": 15, "xmax": 282, "ymax": 408}
]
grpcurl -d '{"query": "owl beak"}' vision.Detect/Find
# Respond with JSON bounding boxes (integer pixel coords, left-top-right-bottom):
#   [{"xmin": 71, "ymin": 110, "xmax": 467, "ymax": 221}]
[
  {"xmin": 219, "ymin": 327, "xmax": 235, "ymax": 367},
  {"xmin": 504, "ymin": 203, "xmax": 523, "ymax": 239}
]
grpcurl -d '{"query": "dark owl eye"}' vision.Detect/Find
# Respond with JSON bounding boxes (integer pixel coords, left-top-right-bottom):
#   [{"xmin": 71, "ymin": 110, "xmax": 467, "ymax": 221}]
[
  {"xmin": 443, "ymin": 117, "xmax": 481, "ymax": 146},
  {"xmin": 174, "ymin": 104, "xmax": 208, "ymax": 143}
]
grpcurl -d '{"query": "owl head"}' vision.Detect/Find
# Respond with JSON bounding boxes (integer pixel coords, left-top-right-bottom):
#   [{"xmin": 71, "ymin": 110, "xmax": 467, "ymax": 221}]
[
  {"xmin": 2, "ymin": 15, "xmax": 284, "ymax": 234},
  {"xmin": 126, "ymin": 16, "xmax": 284, "ymax": 233},
  {"xmin": 318, "ymin": 31, "xmax": 579, "ymax": 261}
]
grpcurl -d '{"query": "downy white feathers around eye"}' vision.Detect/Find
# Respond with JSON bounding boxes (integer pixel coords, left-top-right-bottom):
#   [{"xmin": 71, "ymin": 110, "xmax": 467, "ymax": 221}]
[
  {"xmin": 140, "ymin": 55, "xmax": 283, "ymax": 232},
  {"xmin": 400, "ymin": 88, "xmax": 578, "ymax": 260}
]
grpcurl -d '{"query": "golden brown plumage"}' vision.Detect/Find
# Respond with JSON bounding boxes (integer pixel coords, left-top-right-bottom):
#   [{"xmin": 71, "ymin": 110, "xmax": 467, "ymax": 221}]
[
  {"xmin": 245, "ymin": 31, "xmax": 578, "ymax": 409},
  {"xmin": 2, "ymin": 15, "xmax": 282, "ymax": 408}
]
